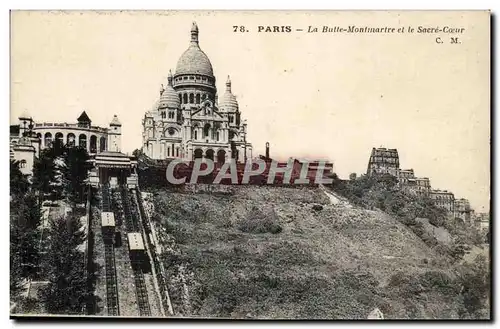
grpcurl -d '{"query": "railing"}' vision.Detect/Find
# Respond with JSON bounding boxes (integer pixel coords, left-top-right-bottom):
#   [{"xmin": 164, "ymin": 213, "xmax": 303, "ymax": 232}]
[
  {"xmin": 135, "ymin": 188, "xmax": 174, "ymax": 316},
  {"xmin": 33, "ymin": 122, "xmax": 108, "ymax": 133}
]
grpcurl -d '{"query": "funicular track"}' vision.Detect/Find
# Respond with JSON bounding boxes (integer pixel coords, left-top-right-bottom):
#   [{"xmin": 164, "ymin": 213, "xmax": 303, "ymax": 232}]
[
  {"xmin": 120, "ymin": 185, "xmax": 152, "ymax": 316},
  {"xmin": 101, "ymin": 184, "xmax": 120, "ymax": 316}
]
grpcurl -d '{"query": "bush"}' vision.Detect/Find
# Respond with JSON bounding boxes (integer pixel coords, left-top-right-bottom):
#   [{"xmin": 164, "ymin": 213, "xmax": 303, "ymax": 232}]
[
  {"xmin": 456, "ymin": 255, "xmax": 490, "ymax": 318},
  {"xmin": 237, "ymin": 206, "xmax": 282, "ymax": 234}
]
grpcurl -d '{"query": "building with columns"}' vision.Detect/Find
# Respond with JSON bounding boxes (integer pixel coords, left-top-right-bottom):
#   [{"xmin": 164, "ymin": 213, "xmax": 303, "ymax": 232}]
[
  {"xmin": 142, "ymin": 22, "xmax": 252, "ymax": 163},
  {"xmin": 10, "ymin": 110, "xmax": 129, "ymax": 176},
  {"xmin": 10, "ymin": 110, "xmax": 113, "ymax": 156}
]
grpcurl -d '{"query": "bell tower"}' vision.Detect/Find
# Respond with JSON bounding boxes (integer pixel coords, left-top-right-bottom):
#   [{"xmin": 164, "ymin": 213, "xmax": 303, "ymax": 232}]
[{"xmin": 108, "ymin": 115, "xmax": 122, "ymax": 152}]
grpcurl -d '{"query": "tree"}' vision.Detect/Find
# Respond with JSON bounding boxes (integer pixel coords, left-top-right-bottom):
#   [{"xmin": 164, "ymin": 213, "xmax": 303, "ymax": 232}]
[
  {"xmin": 62, "ymin": 146, "xmax": 91, "ymax": 205},
  {"xmin": 32, "ymin": 148, "xmax": 58, "ymax": 201},
  {"xmin": 10, "ymin": 160, "xmax": 30, "ymax": 197},
  {"xmin": 132, "ymin": 148, "xmax": 143, "ymax": 158},
  {"xmin": 10, "ymin": 191, "xmax": 43, "ymax": 279},
  {"xmin": 458, "ymin": 255, "xmax": 490, "ymax": 318},
  {"xmin": 41, "ymin": 215, "xmax": 88, "ymax": 314}
]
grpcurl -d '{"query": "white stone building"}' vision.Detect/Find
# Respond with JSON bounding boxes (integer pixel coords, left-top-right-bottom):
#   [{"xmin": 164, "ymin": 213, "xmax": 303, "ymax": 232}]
[
  {"xmin": 141, "ymin": 22, "xmax": 252, "ymax": 163},
  {"xmin": 10, "ymin": 110, "xmax": 128, "ymax": 177}
]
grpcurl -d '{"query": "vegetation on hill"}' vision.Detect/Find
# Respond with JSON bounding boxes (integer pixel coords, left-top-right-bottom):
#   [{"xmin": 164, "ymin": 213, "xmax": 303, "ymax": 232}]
[
  {"xmin": 10, "ymin": 143, "xmax": 92, "ymax": 315},
  {"xmin": 330, "ymin": 174, "xmax": 485, "ymax": 259},
  {"xmin": 150, "ymin": 185, "xmax": 490, "ymax": 319}
]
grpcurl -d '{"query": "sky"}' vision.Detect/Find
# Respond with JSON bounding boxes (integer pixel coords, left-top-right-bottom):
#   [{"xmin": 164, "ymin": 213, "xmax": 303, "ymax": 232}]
[{"xmin": 10, "ymin": 10, "xmax": 490, "ymax": 212}]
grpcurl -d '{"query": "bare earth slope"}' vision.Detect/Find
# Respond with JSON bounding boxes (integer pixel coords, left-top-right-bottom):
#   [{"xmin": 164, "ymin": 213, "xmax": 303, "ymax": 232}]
[{"xmin": 151, "ymin": 185, "xmax": 461, "ymax": 319}]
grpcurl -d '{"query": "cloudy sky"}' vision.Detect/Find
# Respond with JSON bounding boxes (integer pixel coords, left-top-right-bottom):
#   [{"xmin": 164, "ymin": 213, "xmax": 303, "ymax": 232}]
[{"xmin": 10, "ymin": 11, "xmax": 490, "ymax": 211}]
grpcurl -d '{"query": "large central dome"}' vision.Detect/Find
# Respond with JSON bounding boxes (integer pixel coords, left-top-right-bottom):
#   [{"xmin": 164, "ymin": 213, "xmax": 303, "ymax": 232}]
[{"xmin": 175, "ymin": 22, "xmax": 214, "ymax": 77}]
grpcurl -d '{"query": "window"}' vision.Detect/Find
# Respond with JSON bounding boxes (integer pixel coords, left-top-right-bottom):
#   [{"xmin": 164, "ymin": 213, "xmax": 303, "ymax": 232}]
[
  {"xmin": 216, "ymin": 131, "xmax": 220, "ymax": 141},
  {"xmin": 189, "ymin": 94, "xmax": 194, "ymax": 104},
  {"xmin": 194, "ymin": 130, "xmax": 197, "ymax": 140},
  {"xmin": 167, "ymin": 146, "xmax": 170, "ymax": 157},
  {"xmin": 203, "ymin": 124, "xmax": 210, "ymax": 138},
  {"xmin": 176, "ymin": 148, "xmax": 179, "ymax": 157},
  {"xmin": 183, "ymin": 94, "xmax": 188, "ymax": 104},
  {"xmin": 196, "ymin": 94, "xmax": 201, "ymax": 104}
]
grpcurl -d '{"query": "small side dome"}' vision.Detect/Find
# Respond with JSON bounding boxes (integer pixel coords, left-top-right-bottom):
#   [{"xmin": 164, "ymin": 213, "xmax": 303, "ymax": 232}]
[
  {"xmin": 219, "ymin": 76, "xmax": 238, "ymax": 112},
  {"xmin": 158, "ymin": 70, "xmax": 180, "ymax": 109},
  {"xmin": 110, "ymin": 115, "xmax": 121, "ymax": 126},
  {"xmin": 19, "ymin": 109, "xmax": 32, "ymax": 120}
]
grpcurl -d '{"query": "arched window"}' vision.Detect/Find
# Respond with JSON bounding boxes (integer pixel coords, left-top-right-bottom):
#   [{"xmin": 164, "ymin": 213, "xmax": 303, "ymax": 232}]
[
  {"xmin": 183, "ymin": 93, "xmax": 188, "ymax": 104},
  {"xmin": 179, "ymin": 94, "xmax": 182, "ymax": 104},
  {"xmin": 189, "ymin": 93, "xmax": 194, "ymax": 104},
  {"xmin": 216, "ymin": 131, "xmax": 220, "ymax": 141},
  {"xmin": 202, "ymin": 94, "xmax": 207, "ymax": 101},
  {"xmin": 167, "ymin": 145, "xmax": 170, "ymax": 157},
  {"xmin": 90, "ymin": 135, "xmax": 97, "ymax": 153},
  {"xmin": 67, "ymin": 133, "xmax": 76, "ymax": 146},
  {"xmin": 100, "ymin": 136, "xmax": 106, "ymax": 152},
  {"xmin": 79, "ymin": 134, "xmax": 87, "ymax": 149},
  {"xmin": 44, "ymin": 132, "xmax": 52, "ymax": 147},
  {"xmin": 194, "ymin": 130, "xmax": 198, "ymax": 140},
  {"xmin": 203, "ymin": 123, "xmax": 210, "ymax": 138},
  {"xmin": 217, "ymin": 150, "xmax": 226, "ymax": 165},
  {"xmin": 194, "ymin": 148, "xmax": 203, "ymax": 159},
  {"xmin": 55, "ymin": 132, "xmax": 64, "ymax": 149},
  {"xmin": 205, "ymin": 149, "xmax": 214, "ymax": 161},
  {"xmin": 196, "ymin": 94, "xmax": 201, "ymax": 104}
]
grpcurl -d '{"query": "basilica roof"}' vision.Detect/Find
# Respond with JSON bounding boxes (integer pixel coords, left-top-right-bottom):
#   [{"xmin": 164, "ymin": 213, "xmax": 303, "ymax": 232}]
[
  {"xmin": 175, "ymin": 22, "xmax": 214, "ymax": 77},
  {"xmin": 77, "ymin": 110, "xmax": 91, "ymax": 123},
  {"xmin": 219, "ymin": 76, "xmax": 238, "ymax": 112},
  {"xmin": 159, "ymin": 71, "xmax": 180, "ymax": 109}
]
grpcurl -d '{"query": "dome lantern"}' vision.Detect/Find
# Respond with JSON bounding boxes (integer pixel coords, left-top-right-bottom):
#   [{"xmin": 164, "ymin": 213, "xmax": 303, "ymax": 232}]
[{"xmin": 191, "ymin": 21, "xmax": 199, "ymax": 44}]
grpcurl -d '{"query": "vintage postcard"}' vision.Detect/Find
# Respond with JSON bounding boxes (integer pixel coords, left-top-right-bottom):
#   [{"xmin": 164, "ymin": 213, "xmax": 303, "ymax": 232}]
[{"xmin": 9, "ymin": 10, "xmax": 490, "ymax": 320}]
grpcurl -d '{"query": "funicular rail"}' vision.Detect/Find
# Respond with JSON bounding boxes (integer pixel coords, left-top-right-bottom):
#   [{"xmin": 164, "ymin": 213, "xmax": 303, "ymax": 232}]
[
  {"xmin": 120, "ymin": 185, "xmax": 151, "ymax": 316},
  {"xmin": 101, "ymin": 184, "xmax": 120, "ymax": 316}
]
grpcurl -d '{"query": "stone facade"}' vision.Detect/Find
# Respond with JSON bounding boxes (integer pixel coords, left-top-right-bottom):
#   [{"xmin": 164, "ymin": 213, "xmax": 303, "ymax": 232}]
[
  {"xmin": 11, "ymin": 110, "xmax": 112, "ymax": 156},
  {"xmin": 142, "ymin": 22, "xmax": 252, "ymax": 163},
  {"xmin": 429, "ymin": 189, "xmax": 455, "ymax": 213},
  {"xmin": 366, "ymin": 147, "xmax": 400, "ymax": 176},
  {"xmin": 454, "ymin": 198, "xmax": 472, "ymax": 224},
  {"xmin": 10, "ymin": 110, "xmax": 122, "ymax": 175}
]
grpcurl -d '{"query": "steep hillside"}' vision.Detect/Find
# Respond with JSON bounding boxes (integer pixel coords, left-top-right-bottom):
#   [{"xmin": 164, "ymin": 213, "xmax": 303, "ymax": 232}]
[{"xmin": 148, "ymin": 185, "xmax": 485, "ymax": 319}]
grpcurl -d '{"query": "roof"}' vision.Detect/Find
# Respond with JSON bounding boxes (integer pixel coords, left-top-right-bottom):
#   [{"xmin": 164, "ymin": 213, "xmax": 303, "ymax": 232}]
[
  {"xmin": 96, "ymin": 151, "xmax": 131, "ymax": 158},
  {"xmin": 219, "ymin": 76, "xmax": 238, "ymax": 112},
  {"xmin": 77, "ymin": 111, "xmax": 91, "ymax": 122},
  {"xmin": 158, "ymin": 78, "xmax": 180, "ymax": 109},
  {"xmin": 19, "ymin": 109, "xmax": 31, "ymax": 120},
  {"xmin": 110, "ymin": 115, "xmax": 121, "ymax": 126},
  {"xmin": 175, "ymin": 23, "xmax": 214, "ymax": 77},
  {"xmin": 127, "ymin": 232, "xmax": 145, "ymax": 250},
  {"xmin": 101, "ymin": 212, "xmax": 115, "ymax": 227}
]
